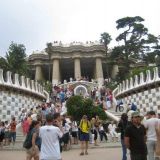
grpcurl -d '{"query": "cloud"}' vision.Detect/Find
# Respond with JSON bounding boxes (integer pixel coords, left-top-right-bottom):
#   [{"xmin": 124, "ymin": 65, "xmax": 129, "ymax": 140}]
[{"xmin": 0, "ymin": 0, "xmax": 159, "ymax": 56}]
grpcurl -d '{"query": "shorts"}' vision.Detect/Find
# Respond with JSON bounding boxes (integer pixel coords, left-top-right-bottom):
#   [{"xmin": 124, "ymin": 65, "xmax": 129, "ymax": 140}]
[
  {"xmin": 62, "ymin": 133, "xmax": 69, "ymax": 144},
  {"xmin": 80, "ymin": 132, "xmax": 89, "ymax": 141},
  {"xmin": 4, "ymin": 131, "xmax": 10, "ymax": 138},
  {"xmin": 10, "ymin": 132, "xmax": 16, "ymax": 142},
  {"xmin": 71, "ymin": 131, "xmax": 78, "ymax": 138}
]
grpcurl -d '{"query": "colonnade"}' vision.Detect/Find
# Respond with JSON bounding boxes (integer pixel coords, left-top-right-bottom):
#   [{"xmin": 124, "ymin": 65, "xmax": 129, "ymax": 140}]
[{"xmin": 35, "ymin": 57, "xmax": 104, "ymax": 85}]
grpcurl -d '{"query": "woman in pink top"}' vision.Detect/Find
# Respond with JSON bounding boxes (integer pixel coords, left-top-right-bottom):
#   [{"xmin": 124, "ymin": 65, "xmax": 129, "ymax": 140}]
[{"xmin": 22, "ymin": 117, "xmax": 29, "ymax": 136}]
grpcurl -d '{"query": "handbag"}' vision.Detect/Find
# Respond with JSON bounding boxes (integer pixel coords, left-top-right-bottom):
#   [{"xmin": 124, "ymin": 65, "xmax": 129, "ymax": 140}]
[{"xmin": 23, "ymin": 131, "xmax": 33, "ymax": 149}]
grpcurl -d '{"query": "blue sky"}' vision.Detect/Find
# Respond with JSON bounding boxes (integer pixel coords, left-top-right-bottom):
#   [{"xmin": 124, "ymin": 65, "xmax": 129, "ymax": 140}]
[{"xmin": 0, "ymin": 0, "xmax": 160, "ymax": 57}]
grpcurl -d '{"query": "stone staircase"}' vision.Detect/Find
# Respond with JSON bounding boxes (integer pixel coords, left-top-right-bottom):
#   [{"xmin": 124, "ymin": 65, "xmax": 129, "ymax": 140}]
[
  {"xmin": 105, "ymin": 104, "xmax": 127, "ymax": 121},
  {"xmin": 2, "ymin": 130, "xmax": 25, "ymax": 150},
  {"xmin": 108, "ymin": 110, "xmax": 122, "ymax": 119}
]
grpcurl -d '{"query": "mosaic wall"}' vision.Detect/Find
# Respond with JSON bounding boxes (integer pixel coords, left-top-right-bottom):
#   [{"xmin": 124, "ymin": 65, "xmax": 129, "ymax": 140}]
[
  {"xmin": 0, "ymin": 90, "xmax": 43, "ymax": 121},
  {"xmin": 122, "ymin": 87, "xmax": 160, "ymax": 114}
]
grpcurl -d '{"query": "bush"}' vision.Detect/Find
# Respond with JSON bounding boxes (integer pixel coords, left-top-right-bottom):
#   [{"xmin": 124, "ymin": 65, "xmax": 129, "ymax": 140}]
[{"xmin": 66, "ymin": 95, "xmax": 107, "ymax": 121}]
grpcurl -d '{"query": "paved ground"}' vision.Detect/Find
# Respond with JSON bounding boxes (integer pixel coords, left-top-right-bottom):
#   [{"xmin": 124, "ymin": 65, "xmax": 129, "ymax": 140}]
[
  {"xmin": 0, "ymin": 148, "xmax": 123, "ymax": 160},
  {"xmin": 1, "ymin": 141, "xmax": 121, "ymax": 150}
]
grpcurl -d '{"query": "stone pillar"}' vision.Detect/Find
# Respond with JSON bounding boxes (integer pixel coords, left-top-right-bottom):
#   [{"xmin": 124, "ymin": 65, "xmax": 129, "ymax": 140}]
[
  {"xmin": 35, "ymin": 65, "xmax": 43, "ymax": 81},
  {"xmin": 52, "ymin": 59, "xmax": 60, "ymax": 85},
  {"xmin": 95, "ymin": 58, "xmax": 104, "ymax": 86},
  {"xmin": 74, "ymin": 58, "xmax": 81, "ymax": 80},
  {"xmin": 111, "ymin": 65, "xmax": 119, "ymax": 79}
]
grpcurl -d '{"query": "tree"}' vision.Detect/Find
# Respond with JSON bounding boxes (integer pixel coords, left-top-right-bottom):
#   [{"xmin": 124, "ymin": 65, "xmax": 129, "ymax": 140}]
[
  {"xmin": 142, "ymin": 34, "xmax": 160, "ymax": 64},
  {"xmin": 0, "ymin": 42, "xmax": 29, "ymax": 76},
  {"xmin": 45, "ymin": 43, "xmax": 53, "ymax": 82},
  {"xmin": 100, "ymin": 32, "xmax": 112, "ymax": 53},
  {"xmin": 66, "ymin": 96, "xmax": 107, "ymax": 122},
  {"xmin": 113, "ymin": 16, "xmax": 152, "ymax": 80},
  {"xmin": 100, "ymin": 32, "xmax": 112, "ymax": 78}
]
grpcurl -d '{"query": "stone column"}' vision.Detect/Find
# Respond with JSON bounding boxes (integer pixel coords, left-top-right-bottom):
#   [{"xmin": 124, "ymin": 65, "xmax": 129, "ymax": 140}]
[
  {"xmin": 74, "ymin": 58, "xmax": 81, "ymax": 80},
  {"xmin": 35, "ymin": 65, "xmax": 43, "ymax": 81},
  {"xmin": 95, "ymin": 58, "xmax": 104, "ymax": 86},
  {"xmin": 111, "ymin": 64, "xmax": 119, "ymax": 79},
  {"xmin": 52, "ymin": 59, "xmax": 60, "ymax": 85}
]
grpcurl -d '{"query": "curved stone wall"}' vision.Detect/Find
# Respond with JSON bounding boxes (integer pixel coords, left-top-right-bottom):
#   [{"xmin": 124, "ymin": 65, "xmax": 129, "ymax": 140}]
[
  {"xmin": 114, "ymin": 67, "xmax": 160, "ymax": 113},
  {"xmin": 0, "ymin": 69, "xmax": 47, "ymax": 121}
]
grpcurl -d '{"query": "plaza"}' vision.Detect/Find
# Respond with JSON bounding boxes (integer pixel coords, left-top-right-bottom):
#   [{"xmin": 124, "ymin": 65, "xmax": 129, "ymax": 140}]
[
  {"xmin": 1, "ymin": 145, "xmax": 122, "ymax": 160},
  {"xmin": 0, "ymin": 1, "xmax": 160, "ymax": 160}
]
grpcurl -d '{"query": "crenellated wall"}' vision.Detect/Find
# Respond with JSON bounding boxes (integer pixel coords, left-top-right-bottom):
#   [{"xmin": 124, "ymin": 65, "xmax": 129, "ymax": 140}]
[
  {"xmin": 0, "ymin": 69, "xmax": 48, "ymax": 121},
  {"xmin": 113, "ymin": 67, "xmax": 160, "ymax": 113}
]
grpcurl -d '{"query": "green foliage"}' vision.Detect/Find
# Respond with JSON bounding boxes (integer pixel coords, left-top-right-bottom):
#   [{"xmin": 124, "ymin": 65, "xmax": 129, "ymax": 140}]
[
  {"xmin": 0, "ymin": 42, "xmax": 29, "ymax": 76},
  {"xmin": 100, "ymin": 32, "xmax": 112, "ymax": 52},
  {"xmin": 66, "ymin": 96, "xmax": 107, "ymax": 121},
  {"xmin": 107, "ymin": 16, "xmax": 160, "ymax": 82},
  {"xmin": 105, "ymin": 81, "xmax": 117, "ymax": 90},
  {"xmin": 38, "ymin": 80, "xmax": 52, "ymax": 93},
  {"xmin": 127, "ymin": 66, "xmax": 154, "ymax": 79}
]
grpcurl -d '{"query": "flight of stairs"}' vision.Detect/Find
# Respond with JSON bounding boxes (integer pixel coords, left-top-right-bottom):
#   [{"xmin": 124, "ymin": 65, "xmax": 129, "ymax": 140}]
[
  {"xmin": 2, "ymin": 130, "xmax": 25, "ymax": 150},
  {"xmin": 108, "ymin": 110, "xmax": 122, "ymax": 119}
]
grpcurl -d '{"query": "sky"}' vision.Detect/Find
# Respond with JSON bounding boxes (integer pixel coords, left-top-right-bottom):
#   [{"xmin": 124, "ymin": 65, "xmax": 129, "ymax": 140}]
[{"xmin": 0, "ymin": 0, "xmax": 160, "ymax": 57}]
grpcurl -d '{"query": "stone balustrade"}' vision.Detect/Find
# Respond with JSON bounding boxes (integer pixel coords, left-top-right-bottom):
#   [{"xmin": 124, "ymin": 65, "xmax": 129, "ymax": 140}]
[
  {"xmin": 116, "ymin": 67, "xmax": 160, "ymax": 96},
  {"xmin": 0, "ymin": 69, "xmax": 46, "ymax": 98},
  {"xmin": 112, "ymin": 66, "xmax": 160, "ymax": 114},
  {"xmin": 52, "ymin": 41, "xmax": 102, "ymax": 47}
]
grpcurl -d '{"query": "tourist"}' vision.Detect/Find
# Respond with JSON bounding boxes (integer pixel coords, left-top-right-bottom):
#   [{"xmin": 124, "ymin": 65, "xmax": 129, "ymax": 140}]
[
  {"xmin": 93, "ymin": 115, "xmax": 100, "ymax": 146},
  {"xmin": 22, "ymin": 117, "xmax": 30, "ymax": 136},
  {"xmin": 106, "ymin": 96, "xmax": 111, "ymax": 109},
  {"xmin": 62, "ymin": 118, "xmax": 70, "ymax": 151},
  {"xmin": 27, "ymin": 114, "xmax": 32, "ymax": 126},
  {"xmin": 25, "ymin": 120, "xmax": 40, "ymax": 160},
  {"xmin": 39, "ymin": 113, "xmax": 63, "ymax": 160},
  {"xmin": 0, "ymin": 121, "xmax": 5, "ymax": 148},
  {"xmin": 79, "ymin": 115, "xmax": 91, "ymax": 155},
  {"xmin": 125, "ymin": 111, "xmax": 147, "ymax": 160},
  {"xmin": 59, "ymin": 90, "xmax": 65, "ymax": 103},
  {"xmin": 118, "ymin": 113, "xmax": 129, "ymax": 160},
  {"xmin": 130, "ymin": 103, "xmax": 137, "ymax": 111},
  {"xmin": 144, "ymin": 111, "xmax": 159, "ymax": 160},
  {"xmin": 158, "ymin": 113, "xmax": 160, "ymax": 119},
  {"xmin": 10, "ymin": 117, "xmax": 17, "ymax": 146},
  {"xmin": 71, "ymin": 118, "xmax": 78, "ymax": 144},
  {"xmin": 53, "ymin": 112, "xmax": 63, "ymax": 153},
  {"xmin": 115, "ymin": 99, "xmax": 123, "ymax": 112},
  {"xmin": 4, "ymin": 121, "xmax": 10, "ymax": 145},
  {"xmin": 99, "ymin": 122, "xmax": 108, "ymax": 142},
  {"xmin": 108, "ymin": 121, "xmax": 118, "ymax": 142}
]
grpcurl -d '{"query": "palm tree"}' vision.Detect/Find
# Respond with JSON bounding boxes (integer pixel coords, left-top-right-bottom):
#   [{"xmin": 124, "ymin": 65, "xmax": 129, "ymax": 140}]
[
  {"xmin": 0, "ymin": 42, "xmax": 29, "ymax": 76},
  {"xmin": 100, "ymin": 32, "xmax": 112, "ymax": 54}
]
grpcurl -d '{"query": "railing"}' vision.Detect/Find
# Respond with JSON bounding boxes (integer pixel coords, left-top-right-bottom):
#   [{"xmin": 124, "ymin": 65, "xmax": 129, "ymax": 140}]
[
  {"xmin": 115, "ymin": 67, "xmax": 160, "ymax": 97},
  {"xmin": 0, "ymin": 69, "xmax": 46, "ymax": 99}
]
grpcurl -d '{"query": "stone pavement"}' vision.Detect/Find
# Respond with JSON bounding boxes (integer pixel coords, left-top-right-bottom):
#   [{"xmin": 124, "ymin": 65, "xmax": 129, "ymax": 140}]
[
  {"xmin": 1, "ymin": 141, "xmax": 121, "ymax": 151},
  {"xmin": 0, "ymin": 148, "xmax": 124, "ymax": 160},
  {"xmin": 0, "ymin": 141, "xmax": 129, "ymax": 160}
]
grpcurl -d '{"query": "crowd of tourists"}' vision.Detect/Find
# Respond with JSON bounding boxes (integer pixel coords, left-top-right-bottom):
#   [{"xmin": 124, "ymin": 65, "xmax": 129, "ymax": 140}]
[
  {"xmin": 0, "ymin": 117, "xmax": 17, "ymax": 148},
  {"xmin": 22, "ymin": 110, "xmax": 119, "ymax": 160},
  {"xmin": 118, "ymin": 110, "xmax": 160, "ymax": 160},
  {"xmin": 1, "ymin": 82, "xmax": 160, "ymax": 160}
]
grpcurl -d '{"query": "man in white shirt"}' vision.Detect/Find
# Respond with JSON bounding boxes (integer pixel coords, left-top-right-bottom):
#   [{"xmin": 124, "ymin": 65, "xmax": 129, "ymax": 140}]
[
  {"xmin": 144, "ymin": 111, "xmax": 159, "ymax": 160},
  {"xmin": 39, "ymin": 113, "xmax": 63, "ymax": 160}
]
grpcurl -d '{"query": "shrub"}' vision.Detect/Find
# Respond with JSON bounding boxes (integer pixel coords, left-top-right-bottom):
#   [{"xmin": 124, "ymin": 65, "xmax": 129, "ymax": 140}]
[{"xmin": 66, "ymin": 95, "xmax": 107, "ymax": 121}]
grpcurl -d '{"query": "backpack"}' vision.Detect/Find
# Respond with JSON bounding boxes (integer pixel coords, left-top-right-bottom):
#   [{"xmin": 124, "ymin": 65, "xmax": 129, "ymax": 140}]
[
  {"xmin": 131, "ymin": 103, "xmax": 137, "ymax": 111},
  {"xmin": 23, "ymin": 130, "xmax": 33, "ymax": 149}
]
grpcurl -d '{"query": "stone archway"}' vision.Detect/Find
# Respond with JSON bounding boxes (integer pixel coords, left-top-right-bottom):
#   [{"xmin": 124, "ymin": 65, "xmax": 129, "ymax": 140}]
[{"xmin": 74, "ymin": 85, "xmax": 88, "ymax": 96}]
